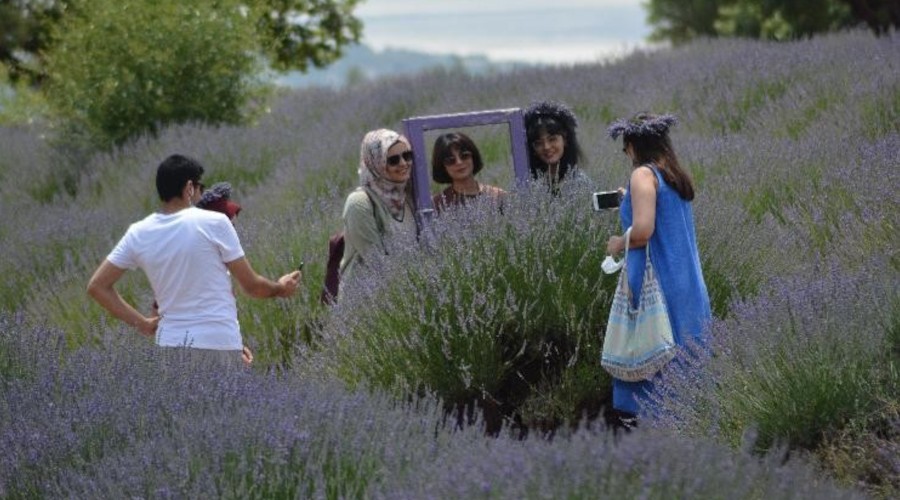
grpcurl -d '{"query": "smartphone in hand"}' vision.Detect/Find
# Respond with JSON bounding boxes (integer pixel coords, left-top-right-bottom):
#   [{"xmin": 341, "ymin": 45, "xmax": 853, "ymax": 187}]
[{"xmin": 592, "ymin": 190, "xmax": 621, "ymax": 211}]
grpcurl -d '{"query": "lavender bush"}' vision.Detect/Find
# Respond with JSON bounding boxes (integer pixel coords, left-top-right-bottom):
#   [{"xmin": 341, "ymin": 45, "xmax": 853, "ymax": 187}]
[
  {"xmin": 0, "ymin": 29, "xmax": 897, "ymax": 495},
  {"xmin": 649, "ymin": 254, "xmax": 899, "ymax": 495},
  {"xmin": 0, "ymin": 314, "xmax": 865, "ymax": 499},
  {"xmin": 308, "ymin": 182, "xmax": 618, "ymax": 432},
  {"xmin": 651, "ymin": 255, "xmax": 897, "ymax": 439}
]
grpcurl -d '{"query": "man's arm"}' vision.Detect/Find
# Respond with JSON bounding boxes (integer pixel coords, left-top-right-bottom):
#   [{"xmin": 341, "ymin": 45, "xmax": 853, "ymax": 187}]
[
  {"xmin": 86, "ymin": 260, "xmax": 158, "ymax": 337},
  {"xmin": 226, "ymin": 257, "xmax": 301, "ymax": 298}
]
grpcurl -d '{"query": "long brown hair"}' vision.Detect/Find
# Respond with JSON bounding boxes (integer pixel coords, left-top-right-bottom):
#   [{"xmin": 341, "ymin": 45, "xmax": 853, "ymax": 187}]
[{"xmin": 625, "ymin": 130, "xmax": 695, "ymax": 201}]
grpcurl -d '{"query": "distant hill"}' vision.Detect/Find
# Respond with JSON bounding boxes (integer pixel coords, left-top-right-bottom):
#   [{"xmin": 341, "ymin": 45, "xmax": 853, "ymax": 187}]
[{"xmin": 271, "ymin": 44, "xmax": 530, "ymax": 88}]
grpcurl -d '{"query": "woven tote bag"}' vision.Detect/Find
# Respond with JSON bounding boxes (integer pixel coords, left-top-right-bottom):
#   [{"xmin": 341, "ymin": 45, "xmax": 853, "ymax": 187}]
[{"xmin": 601, "ymin": 228, "xmax": 676, "ymax": 382}]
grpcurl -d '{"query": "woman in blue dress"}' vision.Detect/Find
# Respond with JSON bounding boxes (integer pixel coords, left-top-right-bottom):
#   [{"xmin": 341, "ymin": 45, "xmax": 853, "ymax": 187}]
[{"xmin": 605, "ymin": 113, "xmax": 712, "ymax": 430}]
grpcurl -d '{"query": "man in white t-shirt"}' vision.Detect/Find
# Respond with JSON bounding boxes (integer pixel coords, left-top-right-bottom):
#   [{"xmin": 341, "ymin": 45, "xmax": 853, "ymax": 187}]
[{"xmin": 87, "ymin": 154, "xmax": 300, "ymax": 359}]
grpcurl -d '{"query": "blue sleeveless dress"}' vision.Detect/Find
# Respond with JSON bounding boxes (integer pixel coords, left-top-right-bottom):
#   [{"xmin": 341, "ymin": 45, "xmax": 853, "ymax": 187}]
[{"xmin": 613, "ymin": 164, "xmax": 712, "ymax": 414}]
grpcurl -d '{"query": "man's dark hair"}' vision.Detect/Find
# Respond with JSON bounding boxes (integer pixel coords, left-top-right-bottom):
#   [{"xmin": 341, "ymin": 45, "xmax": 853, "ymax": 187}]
[{"xmin": 156, "ymin": 154, "xmax": 204, "ymax": 202}]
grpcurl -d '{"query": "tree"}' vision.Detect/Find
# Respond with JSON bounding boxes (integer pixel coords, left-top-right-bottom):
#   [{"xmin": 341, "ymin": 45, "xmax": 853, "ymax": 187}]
[
  {"xmin": 255, "ymin": 0, "xmax": 363, "ymax": 72},
  {"xmin": 0, "ymin": 0, "xmax": 68, "ymax": 84},
  {"xmin": 646, "ymin": 0, "xmax": 899, "ymax": 43},
  {"xmin": 36, "ymin": 0, "xmax": 361, "ymax": 147},
  {"xmin": 43, "ymin": 0, "xmax": 247, "ymax": 146},
  {"xmin": 0, "ymin": 0, "xmax": 362, "ymax": 86},
  {"xmin": 842, "ymin": 0, "xmax": 900, "ymax": 34},
  {"xmin": 647, "ymin": 0, "xmax": 720, "ymax": 44}
]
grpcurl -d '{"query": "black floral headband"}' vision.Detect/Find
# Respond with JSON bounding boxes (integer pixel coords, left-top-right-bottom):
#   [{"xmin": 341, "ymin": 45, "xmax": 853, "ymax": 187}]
[
  {"xmin": 608, "ymin": 114, "xmax": 677, "ymax": 140},
  {"xmin": 523, "ymin": 101, "xmax": 578, "ymax": 131}
]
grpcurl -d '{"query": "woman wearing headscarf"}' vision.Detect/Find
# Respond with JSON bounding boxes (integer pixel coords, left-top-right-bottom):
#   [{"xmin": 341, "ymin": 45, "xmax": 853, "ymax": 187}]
[
  {"xmin": 339, "ymin": 128, "xmax": 418, "ymax": 290},
  {"xmin": 523, "ymin": 100, "xmax": 588, "ymax": 194}
]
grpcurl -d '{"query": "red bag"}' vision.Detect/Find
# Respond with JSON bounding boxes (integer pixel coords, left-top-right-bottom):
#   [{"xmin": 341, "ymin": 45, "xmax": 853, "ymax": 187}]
[{"xmin": 319, "ymin": 231, "xmax": 345, "ymax": 305}]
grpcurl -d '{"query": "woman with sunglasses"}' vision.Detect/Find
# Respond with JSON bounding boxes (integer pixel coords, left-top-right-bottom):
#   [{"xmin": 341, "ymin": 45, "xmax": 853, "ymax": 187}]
[
  {"xmin": 431, "ymin": 131, "xmax": 506, "ymax": 214},
  {"xmin": 339, "ymin": 129, "xmax": 418, "ymax": 291}
]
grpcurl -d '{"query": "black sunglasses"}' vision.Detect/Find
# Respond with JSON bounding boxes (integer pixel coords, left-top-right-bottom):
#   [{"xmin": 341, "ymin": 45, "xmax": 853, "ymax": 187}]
[
  {"xmin": 442, "ymin": 150, "xmax": 473, "ymax": 167},
  {"xmin": 194, "ymin": 180, "xmax": 205, "ymax": 191},
  {"xmin": 386, "ymin": 151, "xmax": 414, "ymax": 166}
]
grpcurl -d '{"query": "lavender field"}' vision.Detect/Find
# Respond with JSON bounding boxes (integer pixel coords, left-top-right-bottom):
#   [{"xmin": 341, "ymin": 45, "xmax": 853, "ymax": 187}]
[{"xmin": 1, "ymin": 30, "xmax": 898, "ymax": 497}]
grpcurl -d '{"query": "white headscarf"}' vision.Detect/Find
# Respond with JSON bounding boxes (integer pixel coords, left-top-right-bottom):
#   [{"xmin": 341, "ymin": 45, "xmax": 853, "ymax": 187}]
[{"xmin": 358, "ymin": 129, "xmax": 411, "ymax": 220}]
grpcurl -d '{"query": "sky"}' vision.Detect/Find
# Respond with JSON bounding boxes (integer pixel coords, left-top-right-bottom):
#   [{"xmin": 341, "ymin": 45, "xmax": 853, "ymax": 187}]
[{"xmin": 355, "ymin": 0, "xmax": 654, "ymax": 65}]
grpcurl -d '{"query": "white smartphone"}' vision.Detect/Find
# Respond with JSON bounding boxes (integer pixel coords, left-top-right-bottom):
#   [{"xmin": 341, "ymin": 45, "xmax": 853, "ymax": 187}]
[{"xmin": 592, "ymin": 190, "xmax": 621, "ymax": 211}]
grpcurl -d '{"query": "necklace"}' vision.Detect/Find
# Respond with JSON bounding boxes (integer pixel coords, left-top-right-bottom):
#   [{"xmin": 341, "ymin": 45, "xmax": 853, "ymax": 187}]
[
  {"xmin": 451, "ymin": 181, "xmax": 481, "ymax": 197},
  {"xmin": 549, "ymin": 162, "xmax": 561, "ymax": 180}
]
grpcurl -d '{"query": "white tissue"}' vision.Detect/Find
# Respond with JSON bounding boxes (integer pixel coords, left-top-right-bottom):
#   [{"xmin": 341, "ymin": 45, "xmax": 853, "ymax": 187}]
[{"xmin": 601, "ymin": 255, "xmax": 624, "ymax": 274}]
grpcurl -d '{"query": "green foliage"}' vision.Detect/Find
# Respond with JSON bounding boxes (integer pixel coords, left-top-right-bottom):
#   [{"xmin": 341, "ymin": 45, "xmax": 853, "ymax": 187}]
[
  {"xmin": 0, "ymin": 66, "xmax": 51, "ymax": 126},
  {"xmin": 647, "ymin": 0, "xmax": 720, "ymax": 43},
  {"xmin": 728, "ymin": 335, "xmax": 878, "ymax": 451},
  {"xmin": 1, "ymin": 0, "xmax": 362, "ymax": 87},
  {"xmin": 254, "ymin": 0, "xmax": 363, "ymax": 73},
  {"xmin": 0, "ymin": 0, "xmax": 65, "ymax": 84},
  {"xmin": 647, "ymin": 0, "xmax": 873, "ymax": 42},
  {"xmin": 44, "ymin": 0, "xmax": 264, "ymax": 148},
  {"xmin": 715, "ymin": 0, "xmax": 852, "ymax": 40}
]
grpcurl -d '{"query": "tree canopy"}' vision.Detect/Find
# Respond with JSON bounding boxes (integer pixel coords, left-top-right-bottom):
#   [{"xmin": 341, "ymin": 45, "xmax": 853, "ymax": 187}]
[
  {"xmin": 1, "ymin": 0, "xmax": 362, "ymax": 148},
  {"xmin": 647, "ymin": 0, "xmax": 900, "ymax": 43},
  {"xmin": 0, "ymin": 0, "xmax": 362, "ymax": 85}
]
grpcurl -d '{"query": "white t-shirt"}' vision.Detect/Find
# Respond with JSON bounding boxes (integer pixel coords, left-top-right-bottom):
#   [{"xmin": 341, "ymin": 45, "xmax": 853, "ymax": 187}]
[{"xmin": 107, "ymin": 207, "xmax": 245, "ymax": 350}]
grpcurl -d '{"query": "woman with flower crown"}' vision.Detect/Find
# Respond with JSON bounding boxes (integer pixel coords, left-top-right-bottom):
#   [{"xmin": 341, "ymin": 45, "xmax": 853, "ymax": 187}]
[
  {"xmin": 523, "ymin": 100, "xmax": 589, "ymax": 194},
  {"xmin": 604, "ymin": 112, "xmax": 712, "ymax": 431}
]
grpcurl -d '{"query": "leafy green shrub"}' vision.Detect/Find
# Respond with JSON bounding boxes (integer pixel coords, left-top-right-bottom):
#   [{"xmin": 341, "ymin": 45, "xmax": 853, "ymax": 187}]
[
  {"xmin": 44, "ymin": 0, "xmax": 264, "ymax": 148},
  {"xmin": 0, "ymin": 66, "xmax": 50, "ymax": 126}
]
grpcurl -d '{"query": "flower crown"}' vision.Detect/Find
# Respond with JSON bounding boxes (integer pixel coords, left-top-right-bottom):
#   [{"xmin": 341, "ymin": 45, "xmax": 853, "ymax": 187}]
[
  {"xmin": 608, "ymin": 113, "xmax": 677, "ymax": 140},
  {"xmin": 523, "ymin": 101, "xmax": 578, "ymax": 132},
  {"xmin": 197, "ymin": 182, "xmax": 232, "ymax": 208}
]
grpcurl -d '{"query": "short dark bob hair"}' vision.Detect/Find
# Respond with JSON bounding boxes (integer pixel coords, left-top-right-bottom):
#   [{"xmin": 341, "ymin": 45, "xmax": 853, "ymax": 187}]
[{"xmin": 431, "ymin": 131, "xmax": 484, "ymax": 184}]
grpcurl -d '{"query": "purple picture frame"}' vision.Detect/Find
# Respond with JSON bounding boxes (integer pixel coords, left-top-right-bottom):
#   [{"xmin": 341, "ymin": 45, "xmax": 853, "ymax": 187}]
[{"xmin": 402, "ymin": 108, "xmax": 530, "ymax": 224}]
